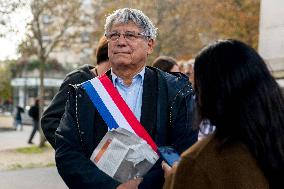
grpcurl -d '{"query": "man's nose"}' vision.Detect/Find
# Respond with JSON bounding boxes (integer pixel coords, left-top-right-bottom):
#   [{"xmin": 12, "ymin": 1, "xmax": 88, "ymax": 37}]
[{"xmin": 116, "ymin": 34, "xmax": 128, "ymax": 44}]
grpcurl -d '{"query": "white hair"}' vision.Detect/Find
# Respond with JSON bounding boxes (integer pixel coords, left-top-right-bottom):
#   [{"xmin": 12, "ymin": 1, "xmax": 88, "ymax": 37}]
[{"xmin": 104, "ymin": 8, "xmax": 158, "ymax": 40}]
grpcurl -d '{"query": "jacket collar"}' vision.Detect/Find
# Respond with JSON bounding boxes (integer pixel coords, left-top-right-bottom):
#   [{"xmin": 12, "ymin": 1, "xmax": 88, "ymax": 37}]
[
  {"xmin": 105, "ymin": 68, "xmax": 157, "ymax": 136},
  {"xmin": 140, "ymin": 67, "xmax": 157, "ymax": 136}
]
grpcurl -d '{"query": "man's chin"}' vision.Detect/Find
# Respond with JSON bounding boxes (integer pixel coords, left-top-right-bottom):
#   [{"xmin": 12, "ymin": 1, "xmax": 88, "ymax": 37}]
[
  {"xmin": 112, "ymin": 61, "xmax": 131, "ymax": 67},
  {"xmin": 111, "ymin": 57, "xmax": 132, "ymax": 66},
  {"xmin": 113, "ymin": 54, "xmax": 130, "ymax": 59}
]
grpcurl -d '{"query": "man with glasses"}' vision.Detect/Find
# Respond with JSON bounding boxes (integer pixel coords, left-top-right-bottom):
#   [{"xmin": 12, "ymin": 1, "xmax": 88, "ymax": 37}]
[{"xmin": 55, "ymin": 8, "xmax": 197, "ymax": 189}]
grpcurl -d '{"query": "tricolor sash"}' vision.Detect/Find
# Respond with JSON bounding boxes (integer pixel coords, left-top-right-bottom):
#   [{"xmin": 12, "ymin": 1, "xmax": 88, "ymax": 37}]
[{"xmin": 82, "ymin": 73, "xmax": 158, "ymax": 152}]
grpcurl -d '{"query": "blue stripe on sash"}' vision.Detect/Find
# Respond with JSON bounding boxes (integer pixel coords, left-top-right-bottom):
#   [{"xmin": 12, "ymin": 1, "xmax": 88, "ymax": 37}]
[{"xmin": 82, "ymin": 81, "xmax": 119, "ymax": 130}]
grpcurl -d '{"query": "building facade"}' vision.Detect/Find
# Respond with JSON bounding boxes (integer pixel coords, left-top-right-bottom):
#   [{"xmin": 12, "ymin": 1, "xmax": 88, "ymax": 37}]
[
  {"xmin": 10, "ymin": 63, "xmax": 65, "ymax": 109},
  {"xmin": 258, "ymin": 0, "xmax": 284, "ymax": 92}
]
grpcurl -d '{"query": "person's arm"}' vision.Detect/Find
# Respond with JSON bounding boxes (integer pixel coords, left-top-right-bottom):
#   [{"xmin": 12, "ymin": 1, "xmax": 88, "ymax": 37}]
[
  {"xmin": 55, "ymin": 88, "xmax": 120, "ymax": 189},
  {"xmin": 138, "ymin": 94, "xmax": 197, "ymax": 189},
  {"xmin": 171, "ymin": 95, "xmax": 198, "ymax": 154},
  {"xmin": 41, "ymin": 74, "xmax": 80, "ymax": 148},
  {"xmin": 117, "ymin": 179, "xmax": 142, "ymax": 189}
]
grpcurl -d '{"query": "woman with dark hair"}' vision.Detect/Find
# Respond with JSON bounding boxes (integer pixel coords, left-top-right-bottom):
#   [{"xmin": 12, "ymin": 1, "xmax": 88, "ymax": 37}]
[{"xmin": 163, "ymin": 39, "xmax": 284, "ymax": 188}]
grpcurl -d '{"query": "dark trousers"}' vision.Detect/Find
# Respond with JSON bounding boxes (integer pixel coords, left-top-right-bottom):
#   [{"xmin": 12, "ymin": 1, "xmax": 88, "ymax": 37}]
[{"xmin": 28, "ymin": 120, "xmax": 39, "ymax": 143}]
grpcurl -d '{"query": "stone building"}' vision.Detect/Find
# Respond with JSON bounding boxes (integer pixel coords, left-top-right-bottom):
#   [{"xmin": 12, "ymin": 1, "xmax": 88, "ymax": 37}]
[{"xmin": 258, "ymin": 0, "xmax": 284, "ymax": 92}]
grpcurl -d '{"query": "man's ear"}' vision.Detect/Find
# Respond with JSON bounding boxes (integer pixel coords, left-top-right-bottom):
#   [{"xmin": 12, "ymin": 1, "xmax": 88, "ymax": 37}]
[{"xmin": 146, "ymin": 39, "xmax": 155, "ymax": 55}]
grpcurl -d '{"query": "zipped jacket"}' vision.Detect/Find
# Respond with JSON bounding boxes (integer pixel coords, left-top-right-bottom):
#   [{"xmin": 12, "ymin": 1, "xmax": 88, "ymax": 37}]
[{"xmin": 55, "ymin": 66, "xmax": 198, "ymax": 189}]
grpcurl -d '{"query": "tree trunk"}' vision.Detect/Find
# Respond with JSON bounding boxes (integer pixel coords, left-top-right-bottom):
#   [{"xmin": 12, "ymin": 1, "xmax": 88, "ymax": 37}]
[{"xmin": 38, "ymin": 56, "xmax": 46, "ymax": 147}]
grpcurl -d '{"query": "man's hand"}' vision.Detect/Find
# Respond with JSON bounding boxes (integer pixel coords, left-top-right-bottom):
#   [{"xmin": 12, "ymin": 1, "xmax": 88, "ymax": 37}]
[
  {"xmin": 117, "ymin": 178, "xmax": 143, "ymax": 189},
  {"xmin": 161, "ymin": 161, "xmax": 178, "ymax": 179}
]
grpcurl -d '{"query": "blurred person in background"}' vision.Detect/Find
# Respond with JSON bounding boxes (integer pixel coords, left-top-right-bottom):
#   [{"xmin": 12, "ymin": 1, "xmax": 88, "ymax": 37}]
[
  {"xmin": 152, "ymin": 56, "xmax": 215, "ymax": 140},
  {"xmin": 41, "ymin": 36, "xmax": 110, "ymax": 148},
  {"xmin": 163, "ymin": 39, "xmax": 284, "ymax": 188},
  {"xmin": 182, "ymin": 59, "xmax": 194, "ymax": 86},
  {"xmin": 152, "ymin": 56, "xmax": 180, "ymax": 72},
  {"xmin": 28, "ymin": 99, "xmax": 39, "ymax": 144},
  {"xmin": 14, "ymin": 105, "xmax": 24, "ymax": 131}
]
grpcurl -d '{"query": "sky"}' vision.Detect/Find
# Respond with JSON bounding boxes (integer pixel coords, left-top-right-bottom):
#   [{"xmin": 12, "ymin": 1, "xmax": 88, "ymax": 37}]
[{"xmin": 0, "ymin": 4, "xmax": 32, "ymax": 61}]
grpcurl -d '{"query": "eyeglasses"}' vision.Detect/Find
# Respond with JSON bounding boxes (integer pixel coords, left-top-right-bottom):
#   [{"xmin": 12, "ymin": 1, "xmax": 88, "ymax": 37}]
[
  {"xmin": 185, "ymin": 72, "xmax": 191, "ymax": 77},
  {"xmin": 105, "ymin": 31, "xmax": 149, "ymax": 42}
]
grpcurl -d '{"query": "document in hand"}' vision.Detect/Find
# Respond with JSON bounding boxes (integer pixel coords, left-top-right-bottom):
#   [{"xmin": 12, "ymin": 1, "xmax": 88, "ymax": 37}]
[{"xmin": 90, "ymin": 127, "xmax": 159, "ymax": 183}]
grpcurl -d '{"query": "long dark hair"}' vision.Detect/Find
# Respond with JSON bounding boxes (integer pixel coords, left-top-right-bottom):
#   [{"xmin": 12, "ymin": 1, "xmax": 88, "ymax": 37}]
[{"xmin": 194, "ymin": 39, "xmax": 284, "ymax": 187}]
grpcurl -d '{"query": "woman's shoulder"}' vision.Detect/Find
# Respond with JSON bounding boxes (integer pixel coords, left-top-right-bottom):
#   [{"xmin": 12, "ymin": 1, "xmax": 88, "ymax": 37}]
[
  {"xmin": 63, "ymin": 64, "xmax": 95, "ymax": 86},
  {"xmin": 181, "ymin": 135, "xmax": 213, "ymax": 161},
  {"xmin": 181, "ymin": 135, "xmax": 255, "ymax": 164},
  {"xmin": 178, "ymin": 135, "xmax": 268, "ymax": 188},
  {"xmin": 66, "ymin": 64, "xmax": 94, "ymax": 77}
]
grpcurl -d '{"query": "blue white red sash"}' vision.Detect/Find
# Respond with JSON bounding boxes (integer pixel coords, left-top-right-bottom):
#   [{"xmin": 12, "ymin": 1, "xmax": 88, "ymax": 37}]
[{"xmin": 82, "ymin": 73, "xmax": 158, "ymax": 152}]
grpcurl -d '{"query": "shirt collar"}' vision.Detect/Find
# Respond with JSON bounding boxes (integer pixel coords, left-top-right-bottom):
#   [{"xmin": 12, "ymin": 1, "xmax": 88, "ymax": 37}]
[{"xmin": 111, "ymin": 67, "xmax": 145, "ymax": 86}]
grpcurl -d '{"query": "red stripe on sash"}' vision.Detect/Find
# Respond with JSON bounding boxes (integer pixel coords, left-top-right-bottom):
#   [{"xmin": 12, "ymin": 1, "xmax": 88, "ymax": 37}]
[{"xmin": 99, "ymin": 74, "xmax": 158, "ymax": 152}]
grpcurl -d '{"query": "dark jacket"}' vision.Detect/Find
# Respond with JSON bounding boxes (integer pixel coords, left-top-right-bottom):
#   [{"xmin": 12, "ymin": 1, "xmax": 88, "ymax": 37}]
[
  {"xmin": 15, "ymin": 106, "xmax": 24, "ymax": 120},
  {"xmin": 55, "ymin": 67, "xmax": 198, "ymax": 189},
  {"xmin": 29, "ymin": 104, "xmax": 39, "ymax": 121},
  {"xmin": 163, "ymin": 135, "xmax": 268, "ymax": 189},
  {"xmin": 41, "ymin": 64, "xmax": 96, "ymax": 148}
]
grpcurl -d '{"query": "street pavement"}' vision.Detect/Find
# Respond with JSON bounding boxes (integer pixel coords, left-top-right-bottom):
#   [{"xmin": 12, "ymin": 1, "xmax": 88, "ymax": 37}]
[
  {"xmin": 0, "ymin": 167, "xmax": 67, "ymax": 189},
  {"xmin": 0, "ymin": 115, "xmax": 67, "ymax": 189},
  {"xmin": 0, "ymin": 125, "xmax": 40, "ymax": 151}
]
